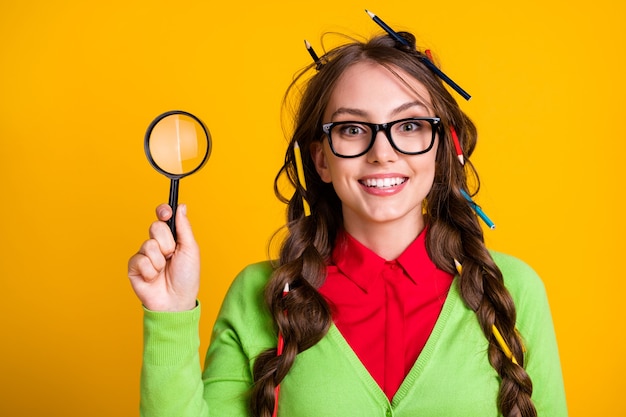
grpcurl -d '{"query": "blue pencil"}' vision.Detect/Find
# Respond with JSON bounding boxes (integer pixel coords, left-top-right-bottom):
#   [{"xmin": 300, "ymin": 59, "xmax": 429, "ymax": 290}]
[{"xmin": 460, "ymin": 189, "xmax": 495, "ymax": 229}]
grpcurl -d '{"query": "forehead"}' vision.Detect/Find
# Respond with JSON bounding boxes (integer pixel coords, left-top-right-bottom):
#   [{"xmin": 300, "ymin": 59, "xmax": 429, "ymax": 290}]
[{"xmin": 326, "ymin": 61, "xmax": 433, "ymax": 112}]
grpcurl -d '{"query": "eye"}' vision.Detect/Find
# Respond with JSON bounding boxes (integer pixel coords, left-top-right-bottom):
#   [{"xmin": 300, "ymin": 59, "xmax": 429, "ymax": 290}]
[
  {"xmin": 393, "ymin": 119, "xmax": 428, "ymax": 137},
  {"xmin": 336, "ymin": 123, "xmax": 369, "ymax": 138},
  {"xmin": 398, "ymin": 120, "xmax": 421, "ymax": 132}
]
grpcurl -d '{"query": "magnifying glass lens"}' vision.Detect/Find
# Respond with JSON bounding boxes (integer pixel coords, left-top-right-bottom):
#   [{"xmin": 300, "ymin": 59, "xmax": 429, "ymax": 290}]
[{"xmin": 148, "ymin": 114, "xmax": 209, "ymax": 176}]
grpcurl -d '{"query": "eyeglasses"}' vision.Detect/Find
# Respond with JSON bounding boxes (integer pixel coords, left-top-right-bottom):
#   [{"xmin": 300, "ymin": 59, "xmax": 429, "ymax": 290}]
[{"xmin": 321, "ymin": 117, "xmax": 441, "ymax": 158}]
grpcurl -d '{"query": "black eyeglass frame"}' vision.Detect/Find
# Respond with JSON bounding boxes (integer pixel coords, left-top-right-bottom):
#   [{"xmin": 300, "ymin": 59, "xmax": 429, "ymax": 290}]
[{"xmin": 321, "ymin": 117, "xmax": 441, "ymax": 158}]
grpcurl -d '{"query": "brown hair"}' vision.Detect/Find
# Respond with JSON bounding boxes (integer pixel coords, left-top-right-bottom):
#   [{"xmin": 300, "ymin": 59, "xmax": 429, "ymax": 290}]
[{"xmin": 251, "ymin": 32, "xmax": 536, "ymax": 417}]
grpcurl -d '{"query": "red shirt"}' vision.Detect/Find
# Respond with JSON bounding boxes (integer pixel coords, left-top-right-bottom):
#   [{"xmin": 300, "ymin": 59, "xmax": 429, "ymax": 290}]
[{"xmin": 318, "ymin": 229, "xmax": 454, "ymax": 401}]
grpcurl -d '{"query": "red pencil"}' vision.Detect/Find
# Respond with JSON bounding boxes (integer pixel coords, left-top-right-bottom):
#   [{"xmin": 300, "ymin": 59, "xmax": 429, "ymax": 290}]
[
  {"xmin": 450, "ymin": 126, "xmax": 464, "ymax": 165},
  {"xmin": 273, "ymin": 283, "xmax": 290, "ymax": 417}
]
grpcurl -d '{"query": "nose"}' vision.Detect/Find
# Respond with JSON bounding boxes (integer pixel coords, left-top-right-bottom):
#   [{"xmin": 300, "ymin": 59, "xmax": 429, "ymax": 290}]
[{"xmin": 366, "ymin": 129, "xmax": 398, "ymax": 163}]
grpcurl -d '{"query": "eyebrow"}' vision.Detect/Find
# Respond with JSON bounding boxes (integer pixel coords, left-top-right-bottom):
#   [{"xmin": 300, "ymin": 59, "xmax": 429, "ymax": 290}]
[{"xmin": 329, "ymin": 100, "xmax": 430, "ymax": 120}]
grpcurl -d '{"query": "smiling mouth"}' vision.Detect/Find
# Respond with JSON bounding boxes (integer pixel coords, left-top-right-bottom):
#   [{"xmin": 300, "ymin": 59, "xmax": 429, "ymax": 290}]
[{"xmin": 360, "ymin": 177, "xmax": 407, "ymax": 189}]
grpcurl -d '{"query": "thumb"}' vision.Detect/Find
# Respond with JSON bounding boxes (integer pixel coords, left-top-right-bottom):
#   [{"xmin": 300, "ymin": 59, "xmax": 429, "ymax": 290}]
[{"xmin": 174, "ymin": 204, "xmax": 197, "ymax": 248}]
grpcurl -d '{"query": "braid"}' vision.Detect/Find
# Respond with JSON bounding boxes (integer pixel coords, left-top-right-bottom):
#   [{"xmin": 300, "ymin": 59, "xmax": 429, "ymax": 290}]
[
  {"xmin": 251, "ymin": 142, "xmax": 339, "ymax": 416},
  {"xmin": 250, "ymin": 217, "xmax": 333, "ymax": 416},
  {"xmin": 426, "ymin": 115, "xmax": 537, "ymax": 417}
]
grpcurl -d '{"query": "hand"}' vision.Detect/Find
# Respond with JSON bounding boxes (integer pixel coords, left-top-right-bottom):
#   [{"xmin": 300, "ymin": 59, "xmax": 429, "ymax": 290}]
[{"xmin": 128, "ymin": 204, "xmax": 200, "ymax": 312}]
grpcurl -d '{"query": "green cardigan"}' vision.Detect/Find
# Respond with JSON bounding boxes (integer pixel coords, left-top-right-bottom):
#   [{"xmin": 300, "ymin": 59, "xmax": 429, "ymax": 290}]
[{"xmin": 141, "ymin": 252, "xmax": 567, "ymax": 416}]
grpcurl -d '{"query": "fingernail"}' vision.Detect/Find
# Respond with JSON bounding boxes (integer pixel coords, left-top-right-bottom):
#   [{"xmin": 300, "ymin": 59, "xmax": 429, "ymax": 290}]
[{"xmin": 180, "ymin": 204, "xmax": 187, "ymax": 215}]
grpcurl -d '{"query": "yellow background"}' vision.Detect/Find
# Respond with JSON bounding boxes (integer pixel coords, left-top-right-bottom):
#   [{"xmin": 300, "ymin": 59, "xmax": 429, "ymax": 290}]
[{"xmin": 1, "ymin": 1, "xmax": 623, "ymax": 415}]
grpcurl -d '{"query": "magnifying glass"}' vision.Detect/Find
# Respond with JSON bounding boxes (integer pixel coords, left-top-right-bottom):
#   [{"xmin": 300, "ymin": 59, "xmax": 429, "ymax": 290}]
[{"xmin": 144, "ymin": 110, "xmax": 211, "ymax": 239}]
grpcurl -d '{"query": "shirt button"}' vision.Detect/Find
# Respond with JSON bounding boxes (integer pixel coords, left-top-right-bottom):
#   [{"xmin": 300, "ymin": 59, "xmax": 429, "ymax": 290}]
[{"xmin": 385, "ymin": 408, "xmax": 392, "ymax": 417}]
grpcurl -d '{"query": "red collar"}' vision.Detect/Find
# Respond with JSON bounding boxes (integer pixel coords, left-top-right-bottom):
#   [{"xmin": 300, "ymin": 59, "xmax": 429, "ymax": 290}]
[{"xmin": 331, "ymin": 228, "xmax": 438, "ymax": 293}]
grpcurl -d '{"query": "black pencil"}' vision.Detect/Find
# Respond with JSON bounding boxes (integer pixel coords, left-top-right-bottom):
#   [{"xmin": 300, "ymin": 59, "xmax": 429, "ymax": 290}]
[{"xmin": 365, "ymin": 9, "xmax": 471, "ymax": 100}]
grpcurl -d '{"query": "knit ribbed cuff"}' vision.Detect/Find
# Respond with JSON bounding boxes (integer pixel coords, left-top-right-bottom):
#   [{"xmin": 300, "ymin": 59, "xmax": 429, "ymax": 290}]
[{"xmin": 142, "ymin": 302, "xmax": 201, "ymax": 366}]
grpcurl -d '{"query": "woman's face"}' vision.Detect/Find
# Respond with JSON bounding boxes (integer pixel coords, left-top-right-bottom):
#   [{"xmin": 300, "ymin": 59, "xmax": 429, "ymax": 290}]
[{"xmin": 312, "ymin": 61, "xmax": 439, "ymax": 237}]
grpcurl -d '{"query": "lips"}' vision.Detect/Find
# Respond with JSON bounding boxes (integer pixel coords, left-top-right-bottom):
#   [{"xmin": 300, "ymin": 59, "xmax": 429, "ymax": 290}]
[{"xmin": 360, "ymin": 177, "xmax": 407, "ymax": 189}]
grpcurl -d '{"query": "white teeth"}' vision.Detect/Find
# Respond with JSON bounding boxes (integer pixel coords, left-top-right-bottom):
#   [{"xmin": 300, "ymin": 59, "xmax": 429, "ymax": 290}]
[{"xmin": 362, "ymin": 177, "xmax": 406, "ymax": 188}]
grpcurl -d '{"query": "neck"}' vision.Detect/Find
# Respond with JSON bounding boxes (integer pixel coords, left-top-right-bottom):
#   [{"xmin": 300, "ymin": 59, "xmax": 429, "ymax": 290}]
[{"xmin": 343, "ymin": 214, "xmax": 425, "ymax": 260}]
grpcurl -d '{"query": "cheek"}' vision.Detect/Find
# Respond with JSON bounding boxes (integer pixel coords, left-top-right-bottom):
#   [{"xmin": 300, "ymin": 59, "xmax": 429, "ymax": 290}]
[
  {"xmin": 422, "ymin": 144, "xmax": 438, "ymax": 172},
  {"xmin": 415, "ymin": 155, "xmax": 438, "ymax": 189},
  {"xmin": 428, "ymin": 141, "xmax": 442, "ymax": 182},
  {"xmin": 322, "ymin": 158, "xmax": 350, "ymax": 186}
]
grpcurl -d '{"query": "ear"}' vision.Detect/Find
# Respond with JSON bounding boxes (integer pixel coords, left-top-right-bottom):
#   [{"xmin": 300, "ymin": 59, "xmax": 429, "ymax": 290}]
[{"xmin": 310, "ymin": 141, "xmax": 332, "ymax": 183}]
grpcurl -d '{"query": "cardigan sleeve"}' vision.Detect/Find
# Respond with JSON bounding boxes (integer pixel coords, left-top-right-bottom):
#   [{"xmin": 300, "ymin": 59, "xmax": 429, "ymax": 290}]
[
  {"xmin": 492, "ymin": 252, "xmax": 568, "ymax": 417},
  {"xmin": 141, "ymin": 304, "xmax": 210, "ymax": 417},
  {"xmin": 139, "ymin": 262, "xmax": 275, "ymax": 417}
]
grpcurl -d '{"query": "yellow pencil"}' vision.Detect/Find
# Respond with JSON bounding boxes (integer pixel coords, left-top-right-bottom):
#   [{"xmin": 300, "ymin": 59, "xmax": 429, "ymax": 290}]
[
  {"xmin": 453, "ymin": 258, "xmax": 519, "ymax": 365},
  {"xmin": 293, "ymin": 141, "xmax": 311, "ymax": 216},
  {"xmin": 492, "ymin": 324, "xmax": 519, "ymax": 365},
  {"xmin": 454, "ymin": 258, "xmax": 463, "ymax": 275}
]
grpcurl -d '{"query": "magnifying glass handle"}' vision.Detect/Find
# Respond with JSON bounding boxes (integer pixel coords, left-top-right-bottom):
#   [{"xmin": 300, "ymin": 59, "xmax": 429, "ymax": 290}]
[{"xmin": 168, "ymin": 178, "xmax": 180, "ymax": 241}]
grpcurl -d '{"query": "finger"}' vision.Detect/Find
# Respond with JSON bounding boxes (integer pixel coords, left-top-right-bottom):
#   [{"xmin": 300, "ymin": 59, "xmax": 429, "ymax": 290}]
[
  {"xmin": 148, "ymin": 220, "xmax": 176, "ymax": 257},
  {"xmin": 174, "ymin": 204, "xmax": 198, "ymax": 249},
  {"xmin": 140, "ymin": 238, "xmax": 168, "ymax": 272},
  {"xmin": 155, "ymin": 204, "xmax": 173, "ymax": 222},
  {"xmin": 128, "ymin": 252, "xmax": 160, "ymax": 283}
]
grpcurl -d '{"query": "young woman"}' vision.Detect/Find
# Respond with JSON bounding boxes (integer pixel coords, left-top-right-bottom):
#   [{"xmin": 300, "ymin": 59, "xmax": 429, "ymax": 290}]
[{"xmin": 128, "ymin": 31, "xmax": 567, "ymax": 417}]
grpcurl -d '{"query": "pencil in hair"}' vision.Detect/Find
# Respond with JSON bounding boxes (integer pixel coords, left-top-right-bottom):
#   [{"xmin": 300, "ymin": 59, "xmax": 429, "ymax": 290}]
[
  {"xmin": 304, "ymin": 40, "xmax": 323, "ymax": 69},
  {"xmin": 294, "ymin": 142, "xmax": 311, "ymax": 216},
  {"xmin": 460, "ymin": 189, "xmax": 495, "ymax": 229}
]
